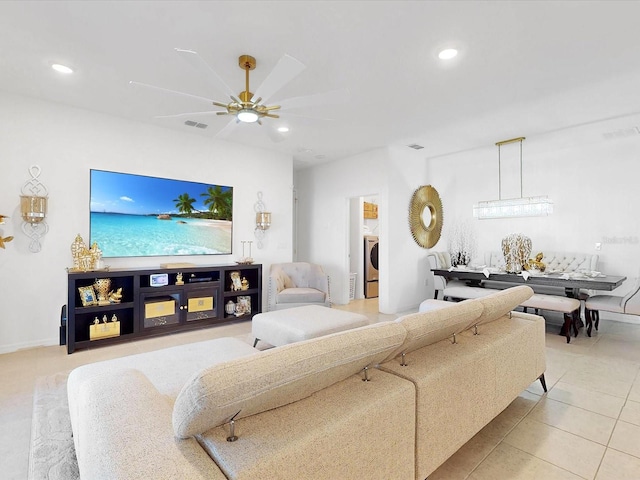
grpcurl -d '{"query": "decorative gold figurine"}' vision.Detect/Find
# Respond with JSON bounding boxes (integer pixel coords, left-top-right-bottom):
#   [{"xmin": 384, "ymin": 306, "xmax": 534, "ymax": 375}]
[
  {"xmin": 527, "ymin": 252, "xmax": 546, "ymax": 272},
  {"xmin": 230, "ymin": 271, "xmax": 242, "ymax": 291},
  {"xmin": 69, "ymin": 234, "xmax": 108, "ymax": 272},
  {"xmin": 241, "ymin": 276, "xmax": 249, "ymax": 291},
  {"xmin": 108, "ymin": 287, "xmax": 123, "ymax": 304},
  {"xmin": 176, "ymin": 272, "xmax": 184, "ymax": 285}
]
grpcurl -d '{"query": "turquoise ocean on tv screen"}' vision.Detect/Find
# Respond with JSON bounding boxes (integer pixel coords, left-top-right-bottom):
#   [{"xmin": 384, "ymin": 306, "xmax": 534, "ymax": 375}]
[{"xmin": 90, "ymin": 212, "xmax": 232, "ymax": 257}]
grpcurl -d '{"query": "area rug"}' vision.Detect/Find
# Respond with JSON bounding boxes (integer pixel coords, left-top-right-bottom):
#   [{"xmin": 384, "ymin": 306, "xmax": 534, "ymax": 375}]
[{"xmin": 28, "ymin": 372, "xmax": 79, "ymax": 480}]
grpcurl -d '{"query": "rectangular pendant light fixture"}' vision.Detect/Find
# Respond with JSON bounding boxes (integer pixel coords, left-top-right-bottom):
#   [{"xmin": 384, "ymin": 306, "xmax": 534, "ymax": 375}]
[
  {"xmin": 473, "ymin": 137, "xmax": 553, "ymax": 219},
  {"xmin": 473, "ymin": 196, "xmax": 553, "ymax": 219}
]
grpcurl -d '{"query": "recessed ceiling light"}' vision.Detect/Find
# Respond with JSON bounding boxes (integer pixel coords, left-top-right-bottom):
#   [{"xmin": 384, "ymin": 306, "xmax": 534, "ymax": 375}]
[
  {"xmin": 51, "ymin": 63, "xmax": 74, "ymax": 74},
  {"xmin": 277, "ymin": 126, "xmax": 289, "ymax": 133},
  {"xmin": 438, "ymin": 48, "xmax": 458, "ymax": 60}
]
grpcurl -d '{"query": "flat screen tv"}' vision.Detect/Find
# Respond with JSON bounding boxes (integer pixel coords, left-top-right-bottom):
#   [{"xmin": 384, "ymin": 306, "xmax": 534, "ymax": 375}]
[{"xmin": 90, "ymin": 169, "xmax": 233, "ymax": 258}]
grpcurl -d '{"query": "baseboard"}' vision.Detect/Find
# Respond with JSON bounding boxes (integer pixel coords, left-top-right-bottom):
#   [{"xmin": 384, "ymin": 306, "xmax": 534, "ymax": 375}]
[{"xmin": 0, "ymin": 336, "xmax": 60, "ymax": 355}]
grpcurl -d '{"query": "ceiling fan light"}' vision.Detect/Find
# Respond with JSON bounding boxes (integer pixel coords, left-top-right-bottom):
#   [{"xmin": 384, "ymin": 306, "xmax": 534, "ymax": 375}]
[{"xmin": 237, "ymin": 109, "xmax": 259, "ymax": 123}]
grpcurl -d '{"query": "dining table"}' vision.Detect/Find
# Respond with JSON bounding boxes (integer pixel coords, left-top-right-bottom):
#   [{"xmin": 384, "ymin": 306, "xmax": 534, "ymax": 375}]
[
  {"xmin": 431, "ymin": 267, "xmax": 626, "ymax": 299},
  {"xmin": 431, "ymin": 267, "xmax": 627, "ymax": 339}
]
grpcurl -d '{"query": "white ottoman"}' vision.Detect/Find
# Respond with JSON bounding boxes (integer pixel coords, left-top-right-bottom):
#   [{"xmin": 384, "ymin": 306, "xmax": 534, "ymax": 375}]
[{"xmin": 252, "ymin": 305, "xmax": 370, "ymax": 347}]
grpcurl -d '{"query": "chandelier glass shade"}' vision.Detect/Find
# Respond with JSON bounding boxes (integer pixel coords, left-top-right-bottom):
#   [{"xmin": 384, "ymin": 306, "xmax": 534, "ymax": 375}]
[{"xmin": 473, "ymin": 196, "xmax": 553, "ymax": 219}]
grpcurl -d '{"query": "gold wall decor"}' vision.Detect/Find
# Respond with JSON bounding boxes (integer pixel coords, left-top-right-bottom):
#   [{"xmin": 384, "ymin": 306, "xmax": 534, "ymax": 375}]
[
  {"xmin": 409, "ymin": 185, "xmax": 443, "ymax": 249},
  {"xmin": 0, "ymin": 214, "xmax": 13, "ymax": 249},
  {"xmin": 20, "ymin": 165, "xmax": 49, "ymax": 253}
]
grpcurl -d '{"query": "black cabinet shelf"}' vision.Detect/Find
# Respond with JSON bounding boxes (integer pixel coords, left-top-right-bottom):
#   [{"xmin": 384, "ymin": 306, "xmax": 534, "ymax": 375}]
[
  {"xmin": 74, "ymin": 302, "xmax": 135, "ymax": 314},
  {"xmin": 67, "ymin": 264, "xmax": 262, "ymax": 353}
]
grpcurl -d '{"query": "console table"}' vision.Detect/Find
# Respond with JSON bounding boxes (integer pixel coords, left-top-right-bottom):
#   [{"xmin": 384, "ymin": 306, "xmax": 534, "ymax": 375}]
[{"xmin": 66, "ymin": 264, "xmax": 262, "ymax": 353}]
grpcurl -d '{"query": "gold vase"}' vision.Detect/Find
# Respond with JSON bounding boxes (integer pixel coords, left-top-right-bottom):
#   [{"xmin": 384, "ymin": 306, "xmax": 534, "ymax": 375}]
[{"xmin": 93, "ymin": 278, "xmax": 112, "ymax": 306}]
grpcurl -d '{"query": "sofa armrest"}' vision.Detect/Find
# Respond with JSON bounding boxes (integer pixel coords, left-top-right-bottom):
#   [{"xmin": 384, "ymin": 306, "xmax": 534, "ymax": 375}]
[{"xmin": 69, "ymin": 368, "xmax": 227, "ymax": 480}]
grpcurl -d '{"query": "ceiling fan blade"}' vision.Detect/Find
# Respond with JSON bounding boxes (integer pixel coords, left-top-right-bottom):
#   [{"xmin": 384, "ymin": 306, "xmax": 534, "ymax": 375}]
[
  {"xmin": 265, "ymin": 127, "xmax": 287, "ymax": 143},
  {"xmin": 280, "ymin": 110, "xmax": 337, "ymax": 122},
  {"xmin": 129, "ymin": 81, "xmax": 218, "ymax": 106},
  {"xmin": 253, "ymin": 54, "xmax": 306, "ymax": 104},
  {"xmin": 174, "ymin": 48, "xmax": 236, "ymax": 99},
  {"xmin": 153, "ymin": 111, "xmax": 222, "ymax": 120},
  {"xmin": 278, "ymin": 88, "xmax": 350, "ymax": 111},
  {"xmin": 214, "ymin": 118, "xmax": 239, "ymax": 139}
]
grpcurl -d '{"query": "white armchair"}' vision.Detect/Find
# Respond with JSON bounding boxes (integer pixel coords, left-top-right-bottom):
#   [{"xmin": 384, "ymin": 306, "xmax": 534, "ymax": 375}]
[{"xmin": 268, "ymin": 262, "xmax": 331, "ymax": 311}]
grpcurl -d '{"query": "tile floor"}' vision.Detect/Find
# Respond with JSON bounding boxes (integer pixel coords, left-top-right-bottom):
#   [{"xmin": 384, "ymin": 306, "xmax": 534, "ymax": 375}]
[{"xmin": 2, "ymin": 300, "xmax": 640, "ymax": 479}]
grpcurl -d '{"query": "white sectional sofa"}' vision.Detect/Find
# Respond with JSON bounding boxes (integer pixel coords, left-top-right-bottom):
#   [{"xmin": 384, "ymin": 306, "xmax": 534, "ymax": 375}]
[{"xmin": 67, "ymin": 286, "xmax": 545, "ymax": 480}]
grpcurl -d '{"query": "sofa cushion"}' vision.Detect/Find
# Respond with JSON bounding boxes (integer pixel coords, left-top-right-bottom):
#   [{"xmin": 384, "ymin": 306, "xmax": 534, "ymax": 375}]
[
  {"xmin": 277, "ymin": 287, "xmax": 326, "ymax": 304},
  {"xmin": 473, "ymin": 285, "xmax": 534, "ymax": 325},
  {"xmin": 387, "ymin": 299, "xmax": 483, "ymax": 361},
  {"xmin": 71, "ymin": 368, "xmax": 228, "ymax": 480},
  {"xmin": 172, "ymin": 321, "xmax": 406, "ymax": 438}
]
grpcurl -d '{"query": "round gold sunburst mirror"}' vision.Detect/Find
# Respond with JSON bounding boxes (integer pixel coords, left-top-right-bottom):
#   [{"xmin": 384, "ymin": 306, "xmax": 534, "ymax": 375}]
[{"xmin": 409, "ymin": 185, "xmax": 443, "ymax": 248}]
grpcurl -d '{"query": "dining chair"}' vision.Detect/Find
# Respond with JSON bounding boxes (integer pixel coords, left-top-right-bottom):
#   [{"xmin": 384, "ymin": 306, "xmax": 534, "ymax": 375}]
[
  {"xmin": 427, "ymin": 252, "xmax": 451, "ymax": 299},
  {"xmin": 584, "ymin": 271, "xmax": 640, "ymax": 336}
]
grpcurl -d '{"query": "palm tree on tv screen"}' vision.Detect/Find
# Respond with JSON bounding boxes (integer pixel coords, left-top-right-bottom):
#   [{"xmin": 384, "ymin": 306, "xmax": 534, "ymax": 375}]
[
  {"xmin": 173, "ymin": 193, "xmax": 198, "ymax": 216},
  {"xmin": 201, "ymin": 186, "xmax": 232, "ymax": 220}
]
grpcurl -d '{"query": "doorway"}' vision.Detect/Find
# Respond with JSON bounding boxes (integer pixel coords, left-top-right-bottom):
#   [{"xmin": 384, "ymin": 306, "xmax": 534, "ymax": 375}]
[{"xmin": 348, "ymin": 195, "xmax": 379, "ymax": 305}]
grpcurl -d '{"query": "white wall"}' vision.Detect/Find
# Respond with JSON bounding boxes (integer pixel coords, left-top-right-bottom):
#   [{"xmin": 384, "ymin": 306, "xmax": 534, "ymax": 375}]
[
  {"xmin": 295, "ymin": 115, "xmax": 640, "ymax": 323},
  {"xmin": 0, "ymin": 91, "xmax": 294, "ymax": 353},
  {"xmin": 425, "ymin": 123, "xmax": 640, "ymax": 322},
  {"xmin": 295, "ymin": 148, "xmax": 386, "ymax": 306},
  {"xmin": 294, "ymin": 146, "xmax": 430, "ymax": 313},
  {"xmin": 426, "ymin": 121, "xmax": 640, "ymax": 289}
]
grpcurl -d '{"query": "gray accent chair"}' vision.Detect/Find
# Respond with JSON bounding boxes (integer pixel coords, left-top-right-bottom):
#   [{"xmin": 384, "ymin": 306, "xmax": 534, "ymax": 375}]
[{"xmin": 268, "ymin": 262, "xmax": 331, "ymax": 311}]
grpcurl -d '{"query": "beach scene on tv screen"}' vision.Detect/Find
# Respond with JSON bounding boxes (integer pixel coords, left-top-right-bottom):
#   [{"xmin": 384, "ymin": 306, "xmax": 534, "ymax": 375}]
[{"xmin": 90, "ymin": 170, "xmax": 233, "ymax": 257}]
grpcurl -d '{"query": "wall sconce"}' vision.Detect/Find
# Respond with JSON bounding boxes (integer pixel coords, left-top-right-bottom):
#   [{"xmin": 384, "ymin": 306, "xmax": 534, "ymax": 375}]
[
  {"xmin": 254, "ymin": 191, "xmax": 271, "ymax": 249},
  {"xmin": 20, "ymin": 165, "xmax": 49, "ymax": 253},
  {"xmin": 473, "ymin": 137, "xmax": 553, "ymax": 219}
]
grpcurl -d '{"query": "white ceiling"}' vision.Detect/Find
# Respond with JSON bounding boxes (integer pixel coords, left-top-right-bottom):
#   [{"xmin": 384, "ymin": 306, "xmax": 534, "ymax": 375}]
[{"xmin": 2, "ymin": 1, "xmax": 640, "ymax": 168}]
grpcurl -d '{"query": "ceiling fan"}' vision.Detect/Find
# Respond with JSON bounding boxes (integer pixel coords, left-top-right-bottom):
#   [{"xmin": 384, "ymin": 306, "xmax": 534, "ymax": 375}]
[{"xmin": 130, "ymin": 49, "xmax": 347, "ymax": 139}]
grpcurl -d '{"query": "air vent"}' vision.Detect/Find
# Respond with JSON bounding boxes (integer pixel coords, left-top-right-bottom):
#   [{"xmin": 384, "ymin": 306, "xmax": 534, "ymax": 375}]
[
  {"xmin": 184, "ymin": 120, "xmax": 208, "ymax": 129},
  {"xmin": 407, "ymin": 144, "xmax": 424, "ymax": 150}
]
